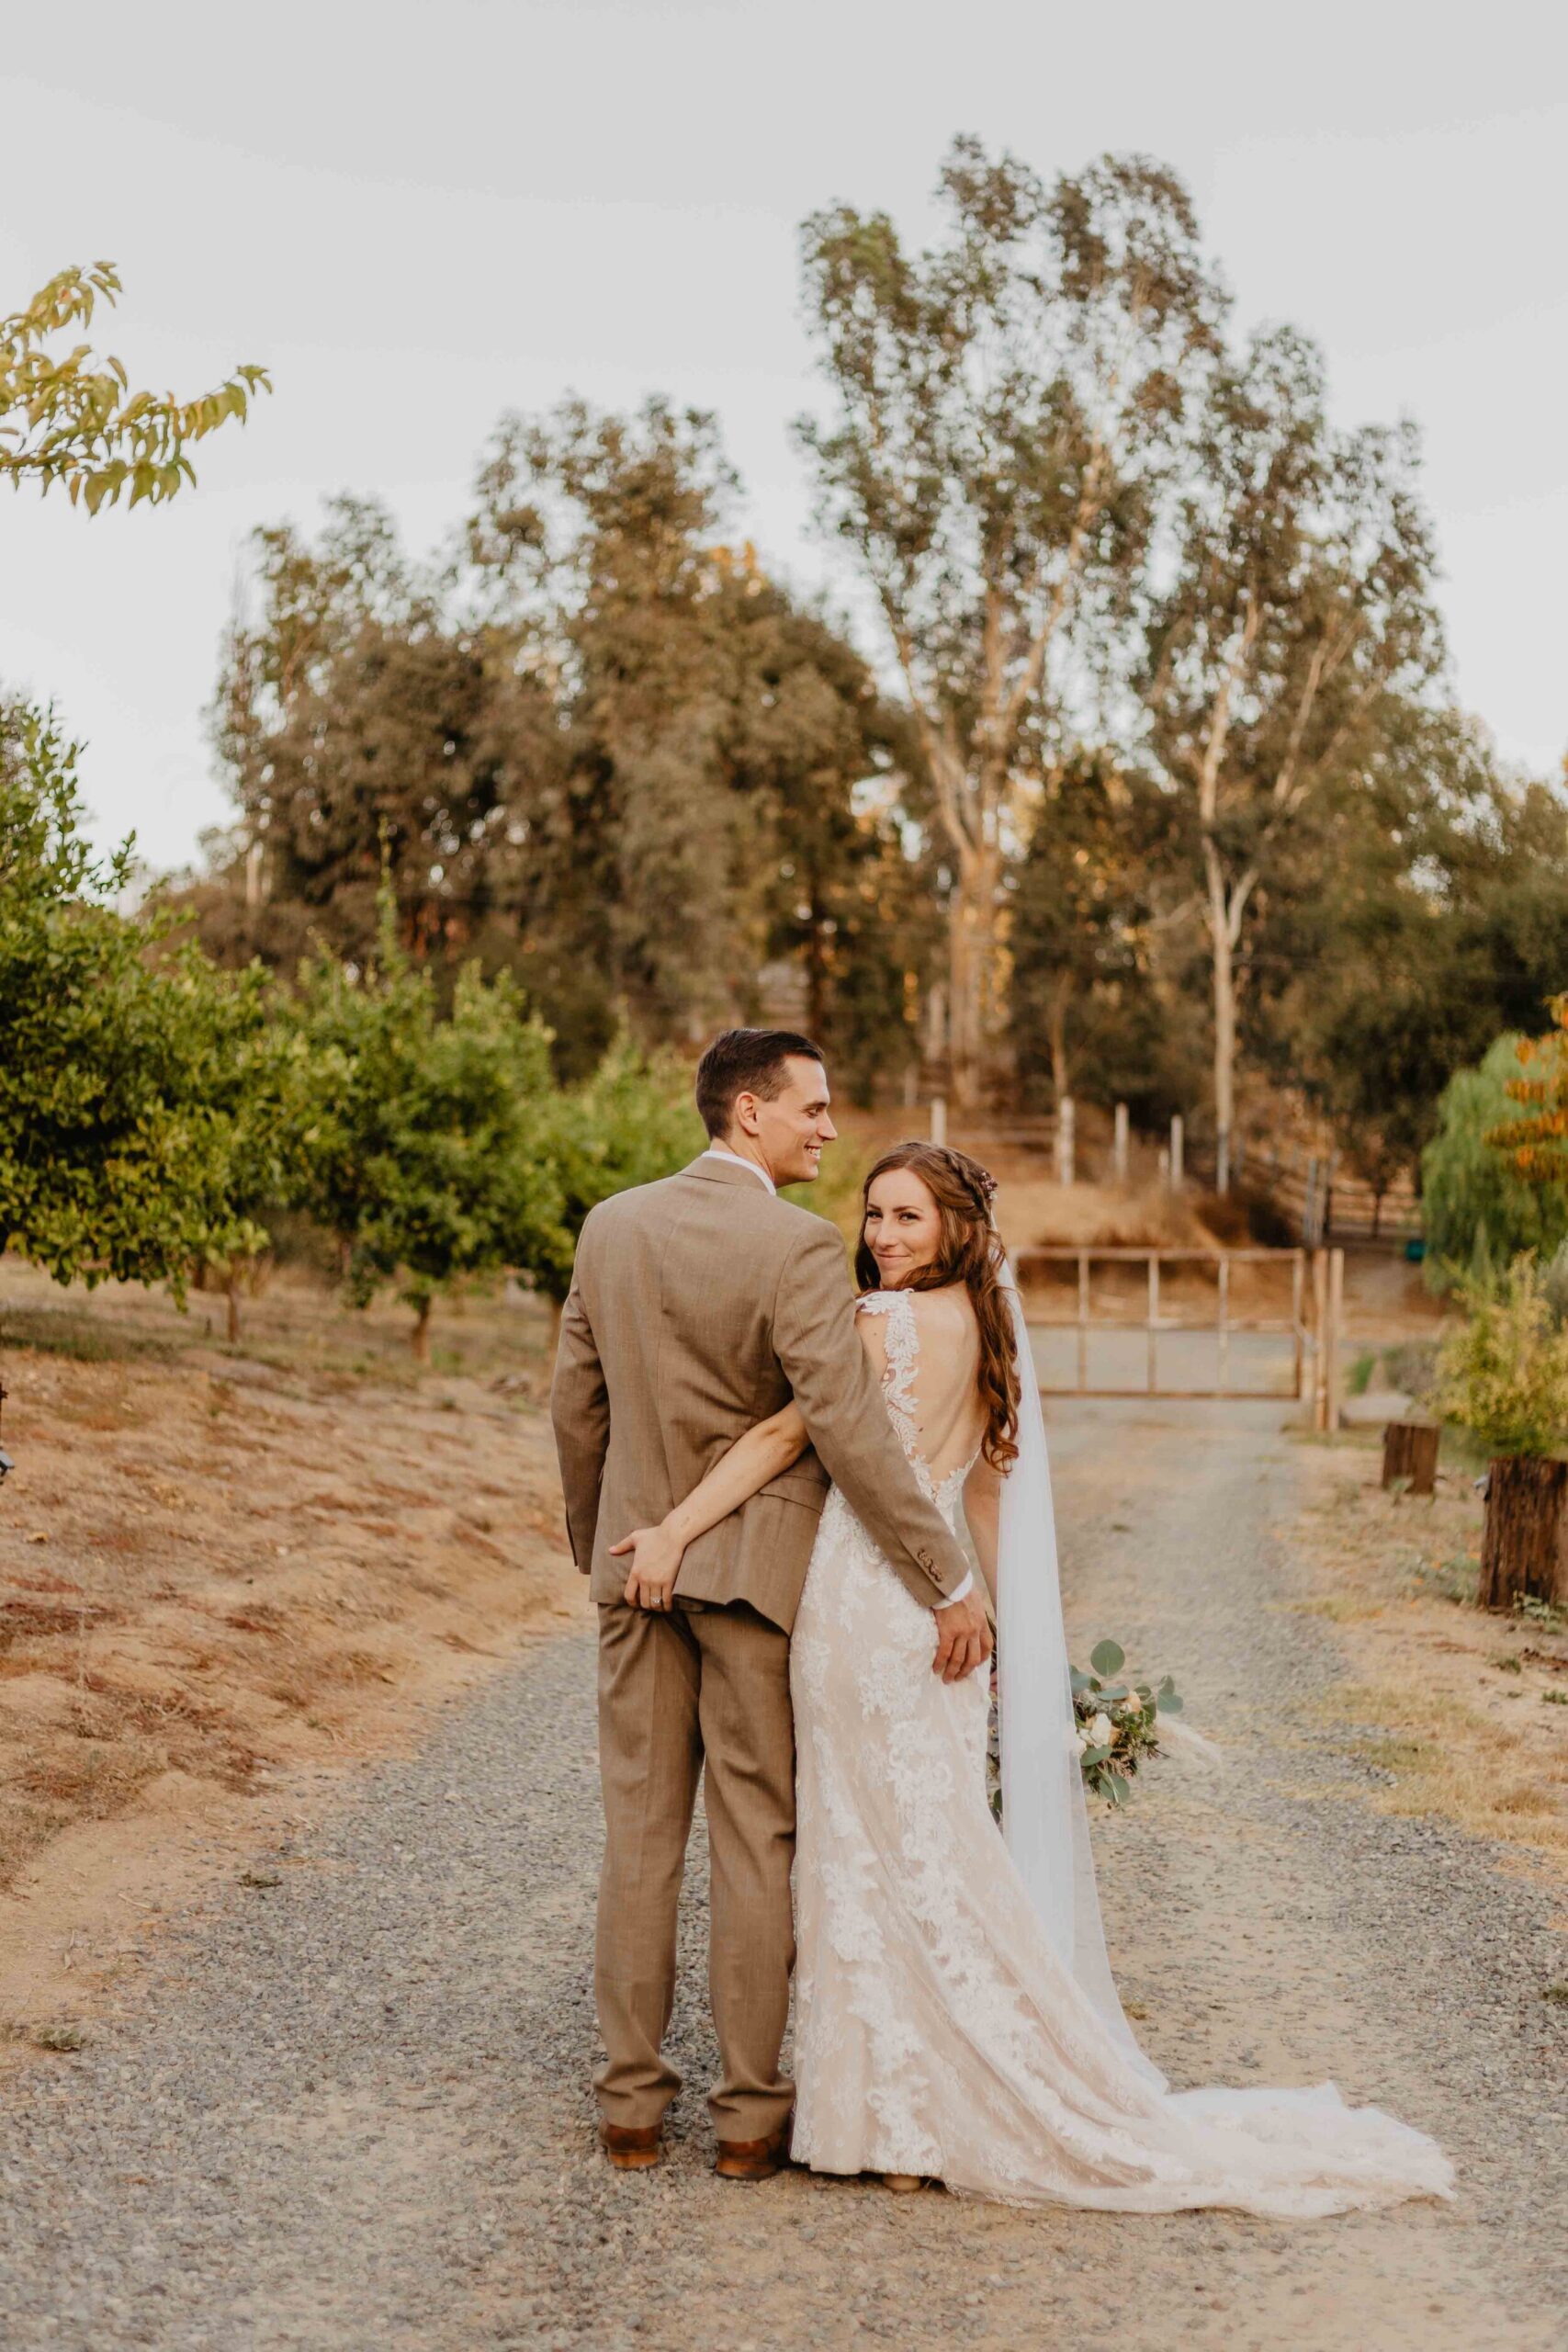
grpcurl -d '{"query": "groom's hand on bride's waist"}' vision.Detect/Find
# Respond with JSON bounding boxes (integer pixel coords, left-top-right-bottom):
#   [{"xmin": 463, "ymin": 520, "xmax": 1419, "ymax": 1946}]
[{"xmin": 931, "ymin": 1590, "xmax": 991, "ymax": 1683}]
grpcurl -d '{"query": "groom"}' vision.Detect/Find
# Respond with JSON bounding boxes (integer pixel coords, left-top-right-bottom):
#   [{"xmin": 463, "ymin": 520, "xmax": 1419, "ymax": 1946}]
[{"xmin": 550, "ymin": 1029, "xmax": 989, "ymax": 2180}]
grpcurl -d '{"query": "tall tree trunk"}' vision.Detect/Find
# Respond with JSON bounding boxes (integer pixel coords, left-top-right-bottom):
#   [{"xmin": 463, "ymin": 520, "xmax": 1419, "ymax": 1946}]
[
  {"xmin": 1479, "ymin": 1456, "xmax": 1566, "ymax": 1610},
  {"xmin": 226, "ymin": 1273, "xmax": 242, "ymax": 1348},
  {"xmin": 1046, "ymin": 979, "xmax": 1071, "ymax": 1107},
  {"xmin": 412, "ymin": 1295, "xmax": 433, "ymax": 1364},
  {"xmin": 947, "ymin": 840, "xmax": 1001, "ymax": 1110},
  {"xmin": 1202, "ymin": 845, "xmax": 1254, "ymax": 1198},
  {"xmin": 1208, "ymin": 888, "xmax": 1236, "ymax": 1193}
]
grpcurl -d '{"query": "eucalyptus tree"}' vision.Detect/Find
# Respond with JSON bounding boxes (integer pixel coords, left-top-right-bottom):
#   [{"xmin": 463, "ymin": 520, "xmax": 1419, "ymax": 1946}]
[
  {"xmin": 796, "ymin": 139, "xmax": 1224, "ymax": 1102},
  {"xmin": 464, "ymin": 396, "xmax": 756, "ymax": 1044},
  {"xmin": 471, "ymin": 402, "xmax": 936, "ymax": 1075},
  {"xmin": 1, "ymin": 262, "xmax": 267, "ymax": 510},
  {"xmin": 1140, "ymin": 326, "xmax": 1445, "ymax": 1186},
  {"xmin": 1282, "ymin": 717, "xmax": 1568, "ymax": 1189},
  {"xmin": 209, "ymin": 399, "xmax": 927, "ymax": 1080},
  {"xmin": 209, "ymin": 493, "xmax": 523, "ymax": 972}
]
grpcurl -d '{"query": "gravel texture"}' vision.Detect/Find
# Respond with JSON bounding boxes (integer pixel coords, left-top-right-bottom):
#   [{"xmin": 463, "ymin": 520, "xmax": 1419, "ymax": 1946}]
[{"xmin": 1, "ymin": 1397, "xmax": 1564, "ymax": 2352}]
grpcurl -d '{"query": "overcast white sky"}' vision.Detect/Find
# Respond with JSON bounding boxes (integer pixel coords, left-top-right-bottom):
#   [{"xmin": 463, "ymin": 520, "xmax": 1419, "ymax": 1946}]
[{"xmin": 3, "ymin": 1, "xmax": 1566, "ymax": 871}]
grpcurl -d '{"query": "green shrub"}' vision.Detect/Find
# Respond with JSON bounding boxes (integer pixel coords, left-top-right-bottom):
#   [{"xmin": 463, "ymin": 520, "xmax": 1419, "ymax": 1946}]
[
  {"xmin": 1435, "ymin": 1255, "xmax": 1568, "ymax": 1457},
  {"xmin": 0, "ymin": 705, "xmax": 274, "ymax": 1296},
  {"xmin": 290, "ymin": 917, "xmax": 566, "ymax": 1351},
  {"xmin": 1420, "ymin": 1036, "xmax": 1568, "ymax": 1294}
]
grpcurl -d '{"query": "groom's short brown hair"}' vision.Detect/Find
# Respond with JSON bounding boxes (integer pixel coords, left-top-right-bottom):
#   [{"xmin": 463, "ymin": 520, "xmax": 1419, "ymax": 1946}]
[{"xmin": 695, "ymin": 1028, "xmax": 827, "ymax": 1139}]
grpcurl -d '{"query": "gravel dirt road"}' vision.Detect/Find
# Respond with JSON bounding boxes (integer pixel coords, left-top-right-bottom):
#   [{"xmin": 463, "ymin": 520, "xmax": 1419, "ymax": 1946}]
[{"xmin": 2, "ymin": 1396, "xmax": 1564, "ymax": 2352}]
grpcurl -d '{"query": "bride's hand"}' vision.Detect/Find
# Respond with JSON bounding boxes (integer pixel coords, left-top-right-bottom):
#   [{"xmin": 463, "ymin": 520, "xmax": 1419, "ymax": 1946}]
[{"xmin": 609, "ymin": 1521, "xmax": 686, "ymax": 1612}]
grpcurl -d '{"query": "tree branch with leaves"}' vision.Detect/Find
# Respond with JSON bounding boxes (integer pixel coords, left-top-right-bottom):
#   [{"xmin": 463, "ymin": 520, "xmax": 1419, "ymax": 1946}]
[{"xmin": 1, "ymin": 263, "xmax": 268, "ymax": 513}]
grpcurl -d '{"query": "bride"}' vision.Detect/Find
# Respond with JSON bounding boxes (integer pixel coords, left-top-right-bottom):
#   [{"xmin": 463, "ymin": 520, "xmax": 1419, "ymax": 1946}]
[{"xmin": 611, "ymin": 1140, "xmax": 1452, "ymax": 2215}]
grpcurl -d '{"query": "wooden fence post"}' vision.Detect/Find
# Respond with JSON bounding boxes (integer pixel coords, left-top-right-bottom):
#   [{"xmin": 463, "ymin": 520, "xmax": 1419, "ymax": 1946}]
[
  {"xmin": 1169, "ymin": 1114, "xmax": 1184, "ymax": 1191},
  {"xmin": 1056, "ymin": 1097, "xmax": 1076, "ymax": 1186},
  {"xmin": 930, "ymin": 1097, "xmax": 947, "ymax": 1148},
  {"xmin": 1382, "ymin": 1423, "xmax": 1439, "ymax": 1496},
  {"xmin": 1312, "ymin": 1248, "xmax": 1329, "ymax": 1430},
  {"xmin": 1113, "ymin": 1102, "xmax": 1129, "ymax": 1187},
  {"xmin": 1325, "ymin": 1248, "xmax": 1345, "ymax": 1433}
]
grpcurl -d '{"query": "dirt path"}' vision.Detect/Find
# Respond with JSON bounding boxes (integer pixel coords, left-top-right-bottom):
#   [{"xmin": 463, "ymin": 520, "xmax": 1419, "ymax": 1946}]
[{"xmin": 2, "ymin": 1399, "xmax": 1564, "ymax": 2352}]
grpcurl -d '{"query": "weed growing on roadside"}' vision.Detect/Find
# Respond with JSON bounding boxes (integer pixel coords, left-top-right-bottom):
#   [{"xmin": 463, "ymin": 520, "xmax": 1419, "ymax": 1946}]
[
  {"xmin": 1410, "ymin": 1553, "xmax": 1481, "ymax": 1607},
  {"xmin": 32, "ymin": 2021, "xmax": 88, "ymax": 2052}
]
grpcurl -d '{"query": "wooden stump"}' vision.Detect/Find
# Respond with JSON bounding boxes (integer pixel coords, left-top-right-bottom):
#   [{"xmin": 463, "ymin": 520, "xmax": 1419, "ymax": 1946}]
[
  {"xmin": 1479, "ymin": 1454, "xmax": 1568, "ymax": 1611},
  {"xmin": 1382, "ymin": 1421, "xmax": 1440, "ymax": 1497}
]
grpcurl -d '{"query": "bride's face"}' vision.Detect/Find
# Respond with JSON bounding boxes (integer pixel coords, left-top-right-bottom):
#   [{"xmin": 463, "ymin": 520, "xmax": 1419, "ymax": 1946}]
[{"xmin": 863, "ymin": 1169, "xmax": 942, "ymax": 1287}]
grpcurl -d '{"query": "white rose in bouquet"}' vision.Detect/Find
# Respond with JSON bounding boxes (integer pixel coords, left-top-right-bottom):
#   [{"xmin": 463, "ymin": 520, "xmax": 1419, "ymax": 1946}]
[{"xmin": 1088, "ymin": 1712, "xmax": 1114, "ymax": 1748}]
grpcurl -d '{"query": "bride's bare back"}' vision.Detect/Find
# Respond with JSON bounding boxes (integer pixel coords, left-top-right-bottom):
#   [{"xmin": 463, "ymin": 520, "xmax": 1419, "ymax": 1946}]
[{"xmin": 855, "ymin": 1283, "xmax": 987, "ymax": 1498}]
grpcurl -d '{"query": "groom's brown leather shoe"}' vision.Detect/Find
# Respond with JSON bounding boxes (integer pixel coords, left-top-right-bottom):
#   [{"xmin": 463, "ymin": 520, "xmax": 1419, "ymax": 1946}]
[
  {"xmin": 714, "ymin": 2112, "xmax": 793, "ymax": 2182},
  {"xmin": 599, "ymin": 2120, "xmax": 662, "ymax": 2171}
]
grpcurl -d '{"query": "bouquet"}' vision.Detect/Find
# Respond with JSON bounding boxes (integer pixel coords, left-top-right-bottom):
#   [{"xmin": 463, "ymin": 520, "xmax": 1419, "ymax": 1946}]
[{"xmin": 987, "ymin": 1637, "xmax": 1185, "ymax": 1820}]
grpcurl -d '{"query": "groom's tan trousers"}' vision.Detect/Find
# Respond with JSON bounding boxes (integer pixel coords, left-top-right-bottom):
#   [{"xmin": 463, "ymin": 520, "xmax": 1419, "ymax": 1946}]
[{"xmin": 594, "ymin": 1596, "xmax": 795, "ymax": 2143}]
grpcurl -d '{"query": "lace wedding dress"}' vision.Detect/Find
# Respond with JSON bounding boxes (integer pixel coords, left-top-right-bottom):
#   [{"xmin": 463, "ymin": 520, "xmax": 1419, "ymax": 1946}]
[{"xmin": 788, "ymin": 1287, "xmax": 1453, "ymax": 2214}]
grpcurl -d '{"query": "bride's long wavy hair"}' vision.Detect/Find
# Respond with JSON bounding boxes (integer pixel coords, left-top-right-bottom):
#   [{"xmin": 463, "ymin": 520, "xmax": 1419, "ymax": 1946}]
[{"xmin": 854, "ymin": 1141, "xmax": 1020, "ymax": 1474}]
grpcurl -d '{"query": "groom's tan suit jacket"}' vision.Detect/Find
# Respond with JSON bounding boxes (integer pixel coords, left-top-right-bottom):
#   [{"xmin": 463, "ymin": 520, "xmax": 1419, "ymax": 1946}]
[{"xmin": 551, "ymin": 1151, "xmax": 969, "ymax": 1629}]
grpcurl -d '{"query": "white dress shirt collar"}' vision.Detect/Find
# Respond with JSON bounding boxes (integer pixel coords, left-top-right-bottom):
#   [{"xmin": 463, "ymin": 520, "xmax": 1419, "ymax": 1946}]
[{"xmin": 701, "ymin": 1142, "xmax": 776, "ymax": 1194}]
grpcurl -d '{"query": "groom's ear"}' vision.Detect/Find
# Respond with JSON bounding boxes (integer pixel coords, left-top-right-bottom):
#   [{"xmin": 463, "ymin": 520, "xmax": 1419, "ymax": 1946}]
[{"xmin": 730, "ymin": 1089, "xmax": 761, "ymax": 1137}]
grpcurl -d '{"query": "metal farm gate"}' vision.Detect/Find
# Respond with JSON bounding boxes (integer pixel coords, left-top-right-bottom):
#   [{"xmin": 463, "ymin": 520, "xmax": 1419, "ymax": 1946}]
[{"xmin": 1014, "ymin": 1246, "xmax": 1341, "ymax": 1414}]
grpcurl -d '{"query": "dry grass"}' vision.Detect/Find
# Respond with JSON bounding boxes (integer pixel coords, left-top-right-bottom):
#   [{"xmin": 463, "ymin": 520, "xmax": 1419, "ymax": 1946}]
[
  {"xmin": 1290, "ymin": 1445, "xmax": 1568, "ymax": 1879},
  {"xmin": 0, "ymin": 1256, "xmax": 580, "ymax": 2023}
]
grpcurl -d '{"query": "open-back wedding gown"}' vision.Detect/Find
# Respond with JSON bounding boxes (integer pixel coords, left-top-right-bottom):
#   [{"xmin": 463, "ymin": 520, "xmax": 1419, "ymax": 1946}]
[{"xmin": 788, "ymin": 1286, "xmax": 1453, "ymax": 2214}]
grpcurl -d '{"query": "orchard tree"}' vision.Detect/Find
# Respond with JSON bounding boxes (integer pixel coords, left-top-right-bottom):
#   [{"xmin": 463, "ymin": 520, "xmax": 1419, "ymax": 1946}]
[
  {"xmin": 0, "ymin": 263, "xmax": 274, "ymax": 1307},
  {"xmin": 2, "ymin": 263, "xmax": 267, "ymax": 510},
  {"xmin": 1140, "ymin": 326, "xmax": 1444, "ymax": 1188},
  {"xmin": 0, "ymin": 704, "xmax": 265, "ymax": 1289},
  {"xmin": 291, "ymin": 910, "xmax": 566, "ymax": 1358},
  {"xmin": 197, "ymin": 1012, "xmax": 318, "ymax": 1343},
  {"xmin": 797, "ymin": 140, "xmax": 1224, "ymax": 1102}
]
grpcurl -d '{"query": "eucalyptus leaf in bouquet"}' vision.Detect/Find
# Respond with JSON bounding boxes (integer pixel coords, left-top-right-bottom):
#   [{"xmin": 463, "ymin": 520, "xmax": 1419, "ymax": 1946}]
[{"xmin": 988, "ymin": 1635, "xmax": 1191, "ymax": 1817}]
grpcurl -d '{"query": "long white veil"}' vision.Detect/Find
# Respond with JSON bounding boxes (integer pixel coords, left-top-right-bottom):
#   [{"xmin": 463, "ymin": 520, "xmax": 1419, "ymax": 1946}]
[{"xmin": 997, "ymin": 1261, "xmax": 1168, "ymax": 2093}]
